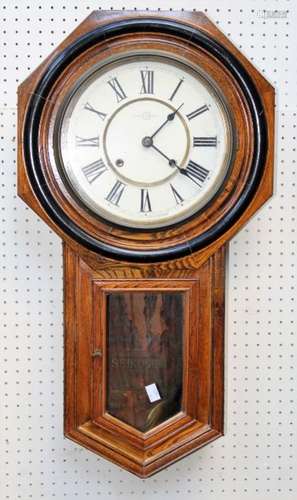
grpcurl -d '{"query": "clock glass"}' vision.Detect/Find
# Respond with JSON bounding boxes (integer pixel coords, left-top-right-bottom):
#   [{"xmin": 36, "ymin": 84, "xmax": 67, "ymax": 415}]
[{"xmin": 56, "ymin": 52, "xmax": 234, "ymax": 229}]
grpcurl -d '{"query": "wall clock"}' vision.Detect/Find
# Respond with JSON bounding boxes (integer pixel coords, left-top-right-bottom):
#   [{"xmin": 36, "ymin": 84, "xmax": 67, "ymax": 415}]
[{"xmin": 18, "ymin": 10, "xmax": 274, "ymax": 477}]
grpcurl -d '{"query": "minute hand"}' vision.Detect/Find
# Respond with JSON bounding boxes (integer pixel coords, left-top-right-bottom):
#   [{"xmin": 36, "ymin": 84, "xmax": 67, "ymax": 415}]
[{"xmin": 150, "ymin": 103, "xmax": 184, "ymax": 139}]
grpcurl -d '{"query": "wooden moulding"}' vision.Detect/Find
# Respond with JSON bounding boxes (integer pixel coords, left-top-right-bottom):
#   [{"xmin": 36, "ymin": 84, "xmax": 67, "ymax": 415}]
[
  {"xmin": 18, "ymin": 10, "xmax": 274, "ymax": 266},
  {"xmin": 39, "ymin": 33, "xmax": 253, "ymax": 253},
  {"xmin": 64, "ymin": 243, "xmax": 225, "ymax": 477}
]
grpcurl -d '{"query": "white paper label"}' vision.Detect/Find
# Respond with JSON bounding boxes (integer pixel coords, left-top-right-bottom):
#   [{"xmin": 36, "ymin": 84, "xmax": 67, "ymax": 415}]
[{"xmin": 145, "ymin": 383, "xmax": 161, "ymax": 403}]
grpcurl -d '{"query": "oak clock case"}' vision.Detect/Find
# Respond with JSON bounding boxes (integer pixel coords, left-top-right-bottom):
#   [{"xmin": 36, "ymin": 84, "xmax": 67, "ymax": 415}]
[{"xmin": 18, "ymin": 11, "xmax": 274, "ymax": 478}]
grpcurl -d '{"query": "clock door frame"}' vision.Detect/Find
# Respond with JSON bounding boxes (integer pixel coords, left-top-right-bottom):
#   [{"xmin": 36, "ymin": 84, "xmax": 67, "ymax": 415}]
[{"xmin": 91, "ymin": 280, "xmax": 193, "ymax": 436}]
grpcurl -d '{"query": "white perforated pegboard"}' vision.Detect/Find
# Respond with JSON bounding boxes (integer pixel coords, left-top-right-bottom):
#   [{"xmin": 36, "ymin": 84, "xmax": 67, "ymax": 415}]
[{"xmin": 0, "ymin": 0, "xmax": 296, "ymax": 499}]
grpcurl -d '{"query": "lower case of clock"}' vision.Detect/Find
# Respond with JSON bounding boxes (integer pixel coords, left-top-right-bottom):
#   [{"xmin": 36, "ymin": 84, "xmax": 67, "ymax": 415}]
[{"xmin": 63, "ymin": 244, "xmax": 225, "ymax": 477}]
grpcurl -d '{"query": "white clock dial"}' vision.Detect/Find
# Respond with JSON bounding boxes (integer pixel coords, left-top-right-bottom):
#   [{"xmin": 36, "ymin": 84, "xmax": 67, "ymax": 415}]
[{"xmin": 57, "ymin": 53, "xmax": 233, "ymax": 229}]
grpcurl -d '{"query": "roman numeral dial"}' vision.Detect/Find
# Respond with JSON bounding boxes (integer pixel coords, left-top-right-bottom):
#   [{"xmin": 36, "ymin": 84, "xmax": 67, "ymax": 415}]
[
  {"xmin": 187, "ymin": 105, "xmax": 209, "ymax": 120},
  {"xmin": 76, "ymin": 136, "xmax": 99, "ymax": 147},
  {"xmin": 170, "ymin": 184, "xmax": 184, "ymax": 205},
  {"xmin": 82, "ymin": 159, "xmax": 107, "ymax": 184},
  {"xmin": 193, "ymin": 137, "xmax": 217, "ymax": 147},
  {"xmin": 108, "ymin": 77, "xmax": 127, "ymax": 102},
  {"xmin": 106, "ymin": 181, "xmax": 126, "ymax": 206},
  {"xmin": 59, "ymin": 54, "xmax": 231, "ymax": 229},
  {"xmin": 140, "ymin": 70, "xmax": 154, "ymax": 94},
  {"xmin": 169, "ymin": 79, "xmax": 184, "ymax": 101},
  {"xmin": 84, "ymin": 102, "xmax": 107, "ymax": 121},
  {"xmin": 140, "ymin": 189, "xmax": 152, "ymax": 213},
  {"xmin": 183, "ymin": 160, "xmax": 210, "ymax": 186}
]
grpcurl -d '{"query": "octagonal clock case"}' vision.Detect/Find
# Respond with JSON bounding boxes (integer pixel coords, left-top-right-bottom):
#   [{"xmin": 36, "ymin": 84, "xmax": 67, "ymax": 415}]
[{"xmin": 18, "ymin": 10, "xmax": 274, "ymax": 477}]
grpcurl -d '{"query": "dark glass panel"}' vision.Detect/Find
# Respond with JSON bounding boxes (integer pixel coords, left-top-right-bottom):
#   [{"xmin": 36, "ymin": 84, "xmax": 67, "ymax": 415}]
[{"xmin": 106, "ymin": 291, "xmax": 183, "ymax": 432}]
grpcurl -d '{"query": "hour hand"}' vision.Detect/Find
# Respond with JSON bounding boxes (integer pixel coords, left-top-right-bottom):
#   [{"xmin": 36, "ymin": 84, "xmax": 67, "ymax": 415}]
[
  {"xmin": 150, "ymin": 143, "xmax": 171, "ymax": 164},
  {"xmin": 148, "ymin": 142, "xmax": 184, "ymax": 171}
]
